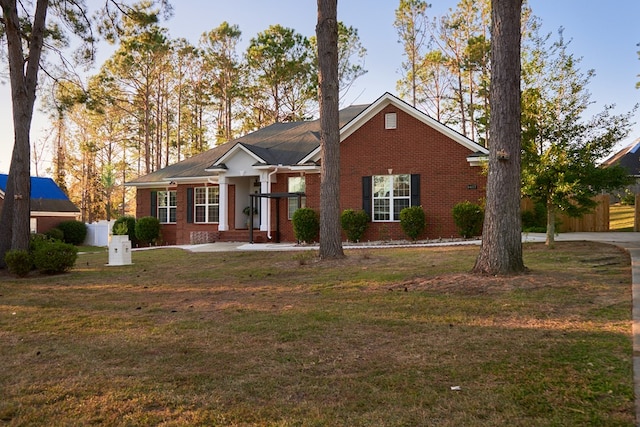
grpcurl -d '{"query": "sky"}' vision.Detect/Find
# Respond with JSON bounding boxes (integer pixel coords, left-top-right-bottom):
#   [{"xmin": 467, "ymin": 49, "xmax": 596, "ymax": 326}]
[{"xmin": 0, "ymin": 0, "xmax": 639, "ymax": 175}]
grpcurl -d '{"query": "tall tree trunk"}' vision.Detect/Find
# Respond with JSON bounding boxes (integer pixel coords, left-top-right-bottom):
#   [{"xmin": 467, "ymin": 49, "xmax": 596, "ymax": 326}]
[
  {"xmin": 317, "ymin": 0, "xmax": 344, "ymax": 259},
  {"xmin": 473, "ymin": 0, "xmax": 525, "ymax": 275},
  {"xmin": 545, "ymin": 200, "xmax": 556, "ymax": 248},
  {"xmin": 0, "ymin": 0, "xmax": 48, "ymax": 267}
]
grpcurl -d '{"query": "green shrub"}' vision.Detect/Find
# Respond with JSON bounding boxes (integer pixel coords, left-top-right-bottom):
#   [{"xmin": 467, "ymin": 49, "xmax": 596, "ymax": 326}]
[
  {"xmin": 30, "ymin": 233, "xmax": 51, "ymax": 252},
  {"xmin": 135, "ymin": 216, "xmax": 161, "ymax": 245},
  {"xmin": 292, "ymin": 208, "xmax": 319, "ymax": 243},
  {"xmin": 340, "ymin": 209, "xmax": 369, "ymax": 242},
  {"xmin": 56, "ymin": 220, "xmax": 87, "ymax": 245},
  {"xmin": 452, "ymin": 201, "xmax": 484, "ymax": 238},
  {"xmin": 44, "ymin": 227, "xmax": 64, "ymax": 241},
  {"xmin": 113, "ymin": 216, "xmax": 138, "ymax": 245},
  {"xmin": 32, "ymin": 240, "xmax": 78, "ymax": 274},
  {"xmin": 5, "ymin": 250, "xmax": 32, "ymax": 277},
  {"xmin": 399, "ymin": 206, "xmax": 426, "ymax": 241}
]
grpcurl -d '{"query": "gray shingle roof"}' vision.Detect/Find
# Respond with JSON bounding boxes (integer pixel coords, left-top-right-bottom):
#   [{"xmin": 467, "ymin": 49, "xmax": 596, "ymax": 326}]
[
  {"xmin": 127, "ymin": 104, "xmax": 369, "ymax": 185},
  {"xmin": 602, "ymin": 138, "xmax": 640, "ymax": 176}
]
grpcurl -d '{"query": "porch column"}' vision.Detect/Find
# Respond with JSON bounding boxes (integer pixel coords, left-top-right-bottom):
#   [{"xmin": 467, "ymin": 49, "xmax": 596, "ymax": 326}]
[
  {"xmin": 218, "ymin": 176, "xmax": 229, "ymax": 231},
  {"xmin": 260, "ymin": 172, "xmax": 270, "ymax": 231}
]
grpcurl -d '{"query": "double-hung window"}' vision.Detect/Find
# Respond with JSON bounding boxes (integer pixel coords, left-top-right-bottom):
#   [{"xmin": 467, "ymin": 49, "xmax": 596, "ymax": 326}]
[
  {"xmin": 287, "ymin": 176, "xmax": 306, "ymax": 219},
  {"xmin": 194, "ymin": 187, "xmax": 220, "ymax": 223},
  {"xmin": 157, "ymin": 190, "xmax": 177, "ymax": 223},
  {"xmin": 373, "ymin": 174, "xmax": 410, "ymax": 221}
]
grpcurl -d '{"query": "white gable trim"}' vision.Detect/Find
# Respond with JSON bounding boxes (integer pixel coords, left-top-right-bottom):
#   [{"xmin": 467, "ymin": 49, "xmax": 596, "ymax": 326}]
[
  {"xmin": 208, "ymin": 142, "xmax": 267, "ymax": 170},
  {"xmin": 299, "ymin": 92, "xmax": 489, "ymax": 164}
]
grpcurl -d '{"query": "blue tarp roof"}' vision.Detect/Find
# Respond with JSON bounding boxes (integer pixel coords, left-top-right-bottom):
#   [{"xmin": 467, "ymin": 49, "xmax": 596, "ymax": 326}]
[{"xmin": 0, "ymin": 174, "xmax": 71, "ymax": 200}]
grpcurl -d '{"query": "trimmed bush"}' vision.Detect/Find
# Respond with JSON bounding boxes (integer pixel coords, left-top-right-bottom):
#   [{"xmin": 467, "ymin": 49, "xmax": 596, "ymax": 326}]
[
  {"xmin": 30, "ymin": 233, "xmax": 52, "ymax": 252},
  {"xmin": 292, "ymin": 208, "xmax": 319, "ymax": 243},
  {"xmin": 452, "ymin": 201, "xmax": 484, "ymax": 238},
  {"xmin": 400, "ymin": 206, "xmax": 426, "ymax": 241},
  {"xmin": 135, "ymin": 216, "xmax": 161, "ymax": 245},
  {"xmin": 113, "ymin": 216, "xmax": 138, "ymax": 245},
  {"xmin": 56, "ymin": 220, "xmax": 87, "ymax": 245},
  {"xmin": 44, "ymin": 227, "xmax": 64, "ymax": 241},
  {"xmin": 341, "ymin": 209, "xmax": 369, "ymax": 242},
  {"xmin": 5, "ymin": 250, "xmax": 32, "ymax": 277},
  {"xmin": 32, "ymin": 240, "xmax": 78, "ymax": 274}
]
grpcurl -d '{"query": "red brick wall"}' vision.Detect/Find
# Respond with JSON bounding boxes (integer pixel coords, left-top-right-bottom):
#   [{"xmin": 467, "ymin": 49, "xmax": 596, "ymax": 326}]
[
  {"xmin": 337, "ymin": 106, "xmax": 485, "ymax": 240},
  {"xmin": 136, "ymin": 185, "xmax": 225, "ymax": 245},
  {"xmin": 134, "ymin": 106, "xmax": 485, "ymax": 244},
  {"xmin": 34, "ymin": 216, "xmax": 75, "ymax": 234}
]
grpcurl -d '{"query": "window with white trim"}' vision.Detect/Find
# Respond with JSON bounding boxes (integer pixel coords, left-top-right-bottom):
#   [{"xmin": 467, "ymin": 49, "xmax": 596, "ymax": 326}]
[
  {"xmin": 373, "ymin": 174, "xmax": 410, "ymax": 221},
  {"xmin": 194, "ymin": 186, "xmax": 220, "ymax": 223},
  {"xmin": 157, "ymin": 190, "xmax": 177, "ymax": 223},
  {"xmin": 288, "ymin": 176, "xmax": 306, "ymax": 219}
]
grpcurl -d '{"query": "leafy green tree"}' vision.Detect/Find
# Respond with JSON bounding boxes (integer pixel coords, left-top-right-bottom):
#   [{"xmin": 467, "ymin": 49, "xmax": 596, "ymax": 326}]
[
  {"xmin": 310, "ymin": 22, "xmax": 367, "ymax": 99},
  {"xmin": 521, "ymin": 29, "xmax": 635, "ymax": 247},
  {"xmin": 200, "ymin": 22, "xmax": 244, "ymax": 143},
  {"xmin": 0, "ymin": 0, "xmax": 169, "ymax": 267},
  {"xmin": 246, "ymin": 24, "xmax": 316, "ymax": 126},
  {"xmin": 99, "ymin": 5, "xmax": 171, "ymax": 175}
]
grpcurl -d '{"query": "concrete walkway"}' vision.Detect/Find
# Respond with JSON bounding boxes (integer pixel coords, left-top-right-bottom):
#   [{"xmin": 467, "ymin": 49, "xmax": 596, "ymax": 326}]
[{"xmin": 154, "ymin": 232, "xmax": 640, "ymax": 423}]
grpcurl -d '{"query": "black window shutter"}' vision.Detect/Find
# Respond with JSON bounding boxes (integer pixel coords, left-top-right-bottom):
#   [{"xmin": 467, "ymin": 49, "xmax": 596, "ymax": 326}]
[
  {"xmin": 411, "ymin": 174, "xmax": 420, "ymax": 206},
  {"xmin": 186, "ymin": 188, "xmax": 194, "ymax": 223},
  {"xmin": 362, "ymin": 176, "xmax": 372, "ymax": 219},
  {"xmin": 150, "ymin": 191, "xmax": 157, "ymax": 217}
]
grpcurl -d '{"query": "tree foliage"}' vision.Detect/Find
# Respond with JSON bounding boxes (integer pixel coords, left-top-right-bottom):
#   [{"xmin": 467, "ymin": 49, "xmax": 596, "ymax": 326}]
[
  {"xmin": 44, "ymin": 12, "xmax": 367, "ymax": 222},
  {"xmin": 0, "ymin": 0, "xmax": 170, "ymax": 267},
  {"xmin": 521, "ymin": 27, "xmax": 635, "ymax": 247}
]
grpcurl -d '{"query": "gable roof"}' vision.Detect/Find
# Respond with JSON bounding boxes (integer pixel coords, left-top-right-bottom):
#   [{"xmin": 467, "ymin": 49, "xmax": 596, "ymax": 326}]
[
  {"xmin": 602, "ymin": 139, "xmax": 640, "ymax": 176},
  {"xmin": 127, "ymin": 104, "xmax": 368, "ymax": 186},
  {"xmin": 0, "ymin": 174, "xmax": 79, "ymax": 213},
  {"xmin": 126, "ymin": 93, "xmax": 488, "ymax": 186},
  {"xmin": 300, "ymin": 92, "xmax": 489, "ymax": 163}
]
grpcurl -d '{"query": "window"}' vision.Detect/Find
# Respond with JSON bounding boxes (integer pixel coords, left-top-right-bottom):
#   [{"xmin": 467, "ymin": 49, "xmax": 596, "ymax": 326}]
[
  {"xmin": 157, "ymin": 190, "xmax": 177, "ymax": 223},
  {"xmin": 385, "ymin": 112, "xmax": 397, "ymax": 129},
  {"xmin": 194, "ymin": 186, "xmax": 219, "ymax": 223},
  {"xmin": 288, "ymin": 176, "xmax": 306, "ymax": 219},
  {"xmin": 373, "ymin": 174, "xmax": 410, "ymax": 221}
]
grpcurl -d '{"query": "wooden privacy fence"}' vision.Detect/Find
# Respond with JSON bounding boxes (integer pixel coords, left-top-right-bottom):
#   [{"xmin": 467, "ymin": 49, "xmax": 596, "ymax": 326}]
[{"xmin": 521, "ymin": 195, "xmax": 610, "ymax": 232}]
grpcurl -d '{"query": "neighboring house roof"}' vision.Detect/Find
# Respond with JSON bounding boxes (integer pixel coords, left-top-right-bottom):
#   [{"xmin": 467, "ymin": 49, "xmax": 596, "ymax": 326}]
[
  {"xmin": 0, "ymin": 174, "xmax": 79, "ymax": 213},
  {"xmin": 602, "ymin": 138, "xmax": 640, "ymax": 176},
  {"xmin": 126, "ymin": 92, "xmax": 488, "ymax": 187}
]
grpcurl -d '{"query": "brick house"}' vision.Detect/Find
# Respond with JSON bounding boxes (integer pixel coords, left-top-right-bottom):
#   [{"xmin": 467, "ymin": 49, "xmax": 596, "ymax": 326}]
[
  {"xmin": 126, "ymin": 93, "xmax": 488, "ymax": 245},
  {"xmin": 0, "ymin": 174, "xmax": 80, "ymax": 234}
]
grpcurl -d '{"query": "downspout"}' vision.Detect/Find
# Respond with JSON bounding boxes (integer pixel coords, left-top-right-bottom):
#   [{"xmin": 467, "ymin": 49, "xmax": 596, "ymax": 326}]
[{"xmin": 267, "ymin": 167, "xmax": 279, "ymax": 240}]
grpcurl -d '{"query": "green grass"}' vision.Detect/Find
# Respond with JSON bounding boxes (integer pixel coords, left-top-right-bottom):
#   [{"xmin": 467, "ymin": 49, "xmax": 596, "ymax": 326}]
[
  {"xmin": 610, "ymin": 204, "xmax": 635, "ymax": 231},
  {"xmin": 0, "ymin": 242, "xmax": 634, "ymax": 426}
]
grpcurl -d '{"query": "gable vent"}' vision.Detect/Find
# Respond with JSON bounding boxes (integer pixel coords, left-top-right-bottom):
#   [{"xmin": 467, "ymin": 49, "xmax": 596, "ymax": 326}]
[{"xmin": 385, "ymin": 112, "xmax": 397, "ymax": 130}]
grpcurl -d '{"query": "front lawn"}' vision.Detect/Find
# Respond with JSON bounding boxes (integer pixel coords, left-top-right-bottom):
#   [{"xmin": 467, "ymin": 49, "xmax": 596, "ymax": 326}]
[{"xmin": 0, "ymin": 242, "xmax": 634, "ymax": 426}]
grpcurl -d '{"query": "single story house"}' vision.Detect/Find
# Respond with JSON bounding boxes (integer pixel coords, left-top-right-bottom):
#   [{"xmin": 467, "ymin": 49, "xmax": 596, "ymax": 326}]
[
  {"xmin": 126, "ymin": 92, "xmax": 489, "ymax": 245},
  {"xmin": 0, "ymin": 174, "xmax": 80, "ymax": 234},
  {"xmin": 602, "ymin": 138, "xmax": 640, "ymax": 197}
]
